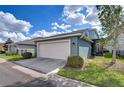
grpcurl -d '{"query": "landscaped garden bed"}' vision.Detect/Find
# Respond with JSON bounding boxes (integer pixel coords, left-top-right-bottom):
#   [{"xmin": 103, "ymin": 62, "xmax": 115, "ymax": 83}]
[
  {"xmin": 0, "ymin": 55, "xmax": 24, "ymax": 61},
  {"xmin": 0, "ymin": 52, "xmax": 34, "ymax": 61},
  {"xmin": 58, "ymin": 57, "xmax": 124, "ymax": 87}
]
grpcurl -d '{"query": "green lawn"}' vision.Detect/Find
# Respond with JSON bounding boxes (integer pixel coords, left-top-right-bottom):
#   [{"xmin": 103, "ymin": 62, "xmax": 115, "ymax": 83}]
[
  {"xmin": 58, "ymin": 58, "xmax": 124, "ymax": 87},
  {"xmin": 0, "ymin": 55, "xmax": 24, "ymax": 61}
]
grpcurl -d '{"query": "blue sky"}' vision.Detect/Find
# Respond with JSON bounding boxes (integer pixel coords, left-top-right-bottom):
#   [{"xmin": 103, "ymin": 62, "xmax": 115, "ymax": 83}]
[
  {"xmin": 0, "ymin": 6, "xmax": 64, "ymax": 34},
  {"xmin": 0, "ymin": 5, "xmax": 100, "ymax": 42}
]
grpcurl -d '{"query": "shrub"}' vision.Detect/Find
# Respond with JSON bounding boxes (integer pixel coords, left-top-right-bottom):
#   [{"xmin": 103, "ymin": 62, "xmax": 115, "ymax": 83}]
[
  {"xmin": 119, "ymin": 55, "xmax": 124, "ymax": 58},
  {"xmin": 5, "ymin": 52, "xmax": 17, "ymax": 56},
  {"xmin": 104, "ymin": 52, "xmax": 112, "ymax": 58},
  {"xmin": 66, "ymin": 56, "xmax": 84, "ymax": 68},
  {"xmin": 0, "ymin": 50, "xmax": 5, "ymax": 54},
  {"xmin": 103, "ymin": 50, "xmax": 109, "ymax": 53},
  {"xmin": 22, "ymin": 52, "xmax": 32, "ymax": 59}
]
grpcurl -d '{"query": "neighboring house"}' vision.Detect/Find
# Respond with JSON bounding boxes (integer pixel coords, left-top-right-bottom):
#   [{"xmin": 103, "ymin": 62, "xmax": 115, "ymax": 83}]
[
  {"xmin": 33, "ymin": 29, "xmax": 99, "ymax": 60},
  {"xmin": 105, "ymin": 34, "xmax": 124, "ymax": 57},
  {"xmin": 8, "ymin": 39, "xmax": 36, "ymax": 55},
  {"xmin": 0, "ymin": 43, "xmax": 4, "ymax": 51},
  {"xmin": 92, "ymin": 39, "xmax": 104, "ymax": 56}
]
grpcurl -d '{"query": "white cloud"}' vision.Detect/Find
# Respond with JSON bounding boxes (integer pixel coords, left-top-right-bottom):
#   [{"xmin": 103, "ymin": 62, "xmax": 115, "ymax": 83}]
[
  {"xmin": 0, "ymin": 11, "xmax": 32, "ymax": 33},
  {"xmin": 62, "ymin": 5, "xmax": 100, "ymax": 26},
  {"xmin": 73, "ymin": 29, "xmax": 78, "ymax": 31},
  {"xmin": 51, "ymin": 22, "xmax": 71, "ymax": 31},
  {"xmin": 0, "ymin": 38, "xmax": 3, "ymax": 43},
  {"xmin": 0, "ymin": 11, "xmax": 32, "ymax": 43},
  {"xmin": 31, "ymin": 29, "xmax": 65, "ymax": 38},
  {"xmin": 16, "ymin": 33, "xmax": 31, "ymax": 41},
  {"xmin": 63, "ymin": 5, "xmax": 84, "ymax": 17},
  {"xmin": 0, "ymin": 31, "xmax": 31, "ymax": 42},
  {"xmin": 92, "ymin": 25, "xmax": 101, "ymax": 31},
  {"xmin": 120, "ymin": 5, "xmax": 124, "ymax": 19},
  {"xmin": 65, "ymin": 13, "xmax": 87, "ymax": 25},
  {"xmin": 85, "ymin": 6, "xmax": 100, "ymax": 26},
  {"xmin": 51, "ymin": 26, "xmax": 57, "ymax": 30},
  {"xmin": 63, "ymin": 5, "xmax": 87, "ymax": 25}
]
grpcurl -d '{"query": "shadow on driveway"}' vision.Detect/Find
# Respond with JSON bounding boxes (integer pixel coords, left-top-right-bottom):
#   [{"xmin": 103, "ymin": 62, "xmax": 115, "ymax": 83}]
[{"xmin": 5, "ymin": 78, "xmax": 56, "ymax": 87}]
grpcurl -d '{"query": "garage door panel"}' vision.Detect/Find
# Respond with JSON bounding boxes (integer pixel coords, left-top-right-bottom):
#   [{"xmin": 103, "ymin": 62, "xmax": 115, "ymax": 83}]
[{"xmin": 38, "ymin": 40, "xmax": 70, "ymax": 60}]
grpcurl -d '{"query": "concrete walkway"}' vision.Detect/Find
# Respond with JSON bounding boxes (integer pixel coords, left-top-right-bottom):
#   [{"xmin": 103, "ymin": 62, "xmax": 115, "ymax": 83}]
[
  {"xmin": 47, "ymin": 75, "xmax": 95, "ymax": 87},
  {"xmin": 13, "ymin": 58, "xmax": 67, "ymax": 74},
  {"xmin": 0, "ymin": 54, "xmax": 5, "ymax": 57}
]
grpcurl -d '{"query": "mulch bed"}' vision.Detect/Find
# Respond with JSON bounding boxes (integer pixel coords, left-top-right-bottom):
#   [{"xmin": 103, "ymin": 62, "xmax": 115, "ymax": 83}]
[{"xmin": 98, "ymin": 61, "xmax": 124, "ymax": 73}]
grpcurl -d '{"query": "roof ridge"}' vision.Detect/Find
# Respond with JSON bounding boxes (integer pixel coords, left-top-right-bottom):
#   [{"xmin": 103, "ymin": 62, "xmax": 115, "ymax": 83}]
[{"xmin": 47, "ymin": 28, "xmax": 96, "ymax": 38}]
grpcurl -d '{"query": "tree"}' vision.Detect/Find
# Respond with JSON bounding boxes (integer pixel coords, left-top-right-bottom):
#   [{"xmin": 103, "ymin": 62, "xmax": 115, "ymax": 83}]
[
  {"xmin": 96, "ymin": 5, "xmax": 124, "ymax": 63},
  {"xmin": 3, "ymin": 38, "xmax": 13, "ymax": 51},
  {"xmin": 5, "ymin": 38, "xmax": 13, "ymax": 44}
]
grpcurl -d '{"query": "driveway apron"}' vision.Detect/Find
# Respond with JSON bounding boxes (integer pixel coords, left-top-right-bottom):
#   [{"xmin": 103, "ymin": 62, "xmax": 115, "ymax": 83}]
[{"xmin": 13, "ymin": 58, "xmax": 67, "ymax": 74}]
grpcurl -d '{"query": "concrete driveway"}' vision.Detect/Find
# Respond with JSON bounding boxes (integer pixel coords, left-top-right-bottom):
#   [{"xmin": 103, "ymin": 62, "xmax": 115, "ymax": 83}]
[
  {"xmin": 0, "ymin": 58, "xmax": 47, "ymax": 87},
  {"xmin": 13, "ymin": 58, "xmax": 67, "ymax": 74},
  {"xmin": 0, "ymin": 58, "xmax": 92, "ymax": 87}
]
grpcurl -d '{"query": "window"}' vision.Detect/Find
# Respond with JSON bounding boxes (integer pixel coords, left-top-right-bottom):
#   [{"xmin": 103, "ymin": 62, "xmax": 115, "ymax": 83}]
[{"xmin": 84, "ymin": 31, "xmax": 89, "ymax": 37}]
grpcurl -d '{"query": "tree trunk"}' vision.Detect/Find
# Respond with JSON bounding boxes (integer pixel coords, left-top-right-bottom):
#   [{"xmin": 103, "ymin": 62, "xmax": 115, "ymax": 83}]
[
  {"xmin": 111, "ymin": 35, "xmax": 117, "ymax": 64},
  {"xmin": 112, "ymin": 48, "xmax": 116, "ymax": 63},
  {"xmin": 111, "ymin": 31, "xmax": 119, "ymax": 64},
  {"xmin": 82, "ymin": 57, "xmax": 86, "ymax": 70}
]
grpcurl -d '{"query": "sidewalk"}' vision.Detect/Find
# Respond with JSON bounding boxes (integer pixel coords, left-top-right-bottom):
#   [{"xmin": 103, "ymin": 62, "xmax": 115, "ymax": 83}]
[
  {"xmin": 47, "ymin": 74, "xmax": 95, "ymax": 87},
  {"xmin": 6, "ymin": 74, "xmax": 95, "ymax": 87}
]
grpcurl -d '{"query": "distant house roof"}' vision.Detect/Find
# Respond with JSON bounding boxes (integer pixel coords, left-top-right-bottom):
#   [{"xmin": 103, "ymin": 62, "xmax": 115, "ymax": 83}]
[
  {"xmin": 16, "ymin": 39, "xmax": 35, "ymax": 45},
  {"xmin": 33, "ymin": 28, "xmax": 97, "ymax": 43}
]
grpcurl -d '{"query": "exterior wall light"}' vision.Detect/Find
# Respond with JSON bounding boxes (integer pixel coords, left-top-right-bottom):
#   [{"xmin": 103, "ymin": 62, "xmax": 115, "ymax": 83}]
[{"xmin": 72, "ymin": 42, "xmax": 75, "ymax": 45}]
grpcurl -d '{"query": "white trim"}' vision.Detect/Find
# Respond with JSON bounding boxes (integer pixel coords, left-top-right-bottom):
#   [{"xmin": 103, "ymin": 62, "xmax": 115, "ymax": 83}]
[
  {"xmin": 34, "ymin": 33, "xmax": 81, "ymax": 42},
  {"xmin": 38, "ymin": 39, "xmax": 70, "ymax": 44}
]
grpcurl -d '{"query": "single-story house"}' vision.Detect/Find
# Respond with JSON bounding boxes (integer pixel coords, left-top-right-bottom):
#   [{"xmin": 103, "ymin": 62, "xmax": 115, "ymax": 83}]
[
  {"xmin": 92, "ymin": 39, "xmax": 104, "ymax": 56},
  {"xmin": 33, "ymin": 29, "xmax": 99, "ymax": 60},
  {"xmin": 8, "ymin": 39, "xmax": 36, "ymax": 55}
]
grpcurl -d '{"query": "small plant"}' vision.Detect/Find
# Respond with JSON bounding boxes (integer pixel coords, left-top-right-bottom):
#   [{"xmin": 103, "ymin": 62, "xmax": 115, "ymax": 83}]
[
  {"xmin": 104, "ymin": 52, "xmax": 112, "ymax": 58},
  {"xmin": 66, "ymin": 56, "xmax": 84, "ymax": 68},
  {"xmin": 22, "ymin": 52, "xmax": 32, "ymax": 59}
]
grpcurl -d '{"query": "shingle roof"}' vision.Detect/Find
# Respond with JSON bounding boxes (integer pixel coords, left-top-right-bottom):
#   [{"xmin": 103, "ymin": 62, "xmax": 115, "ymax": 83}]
[
  {"xmin": 47, "ymin": 28, "xmax": 95, "ymax": 38},
  {"xmin": 33, "ymin": 28, "xmax": 97, "ymax": 42},
  {"xmin": 34, "ymin": 33, "xmax": 82, "ymax": 42}
]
